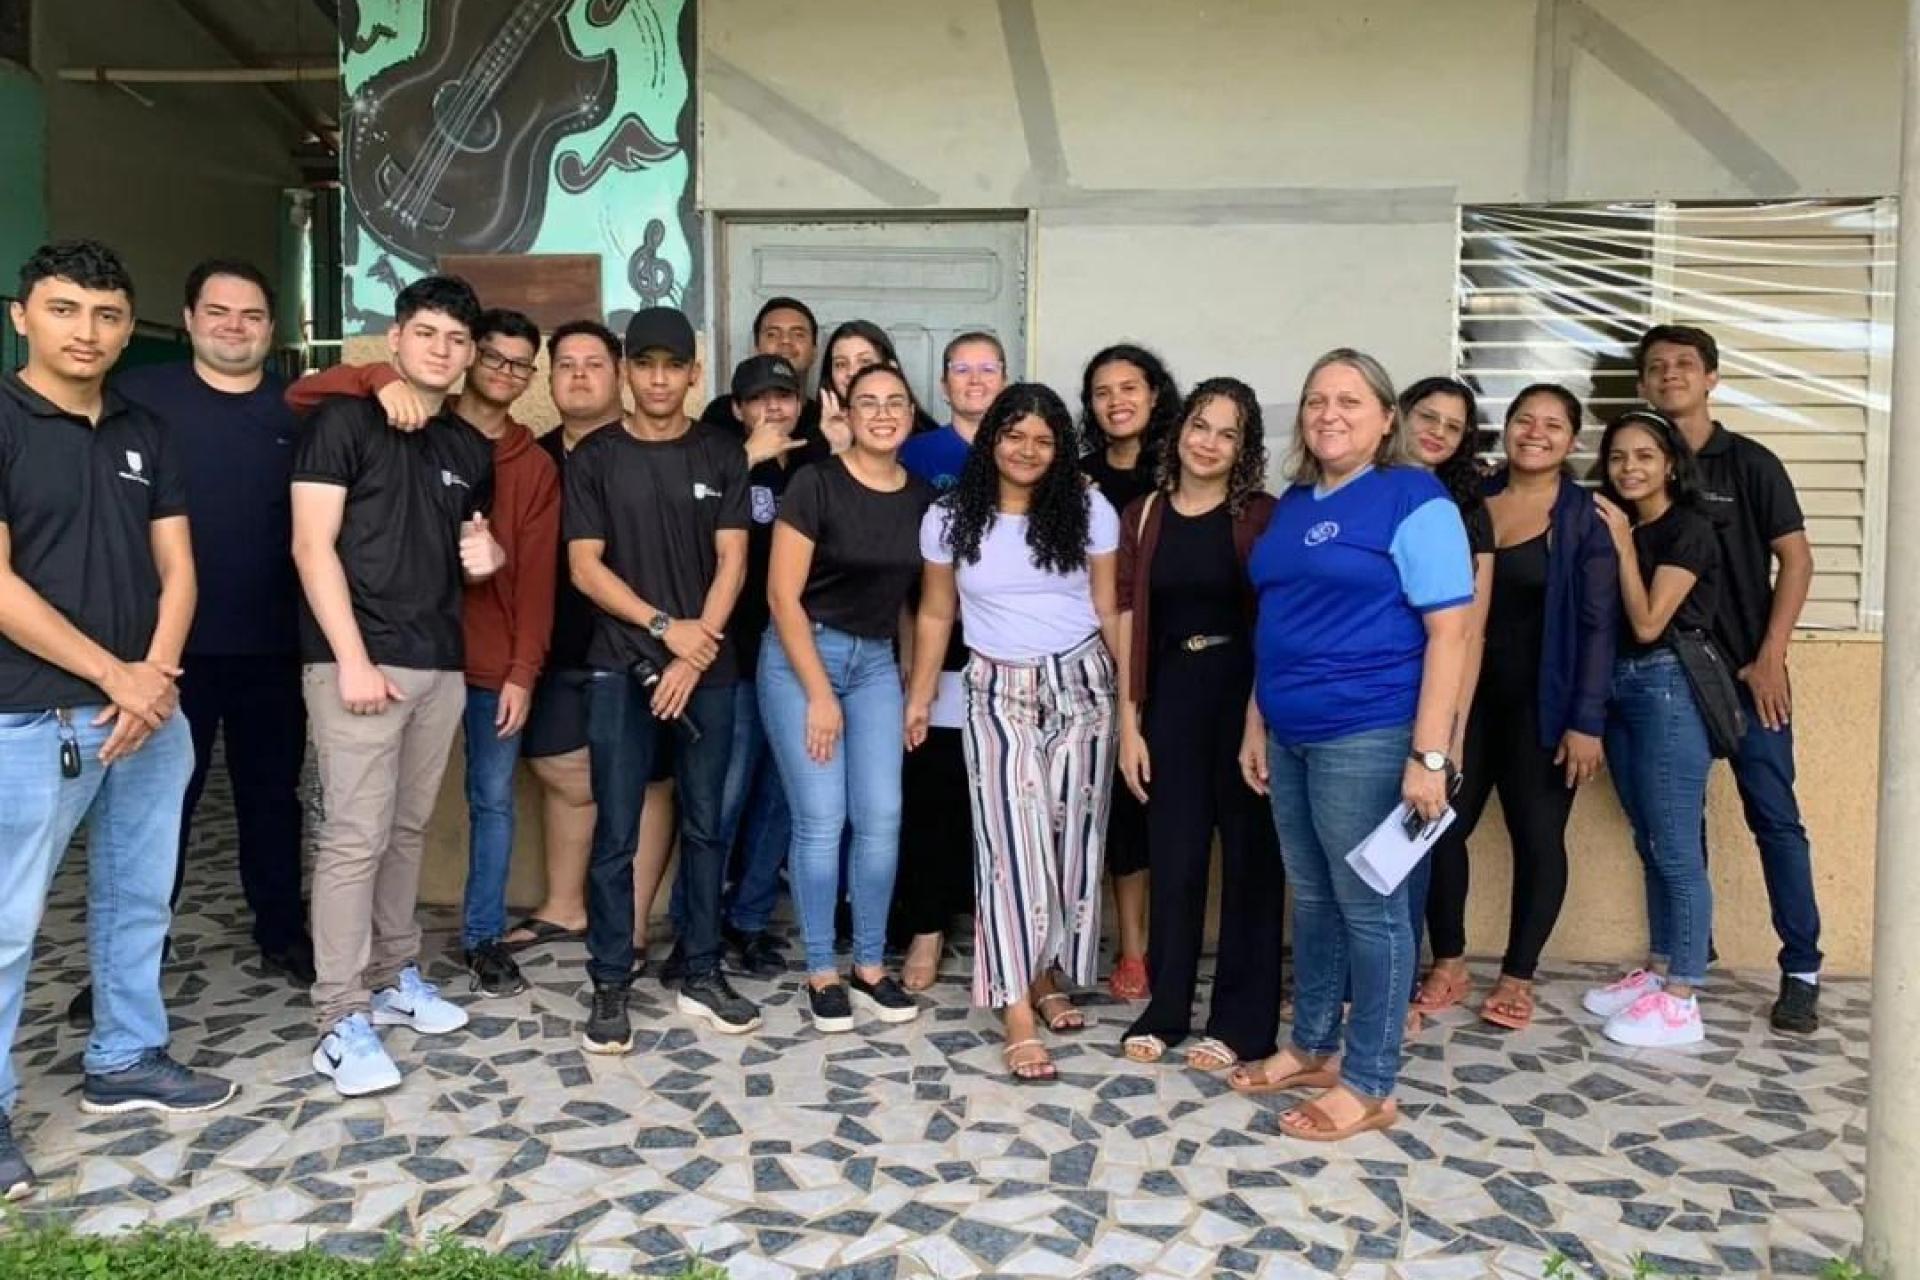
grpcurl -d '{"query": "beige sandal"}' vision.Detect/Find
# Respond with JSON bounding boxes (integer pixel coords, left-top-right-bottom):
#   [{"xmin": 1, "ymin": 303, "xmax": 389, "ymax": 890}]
[
  {"xmin": 1227, "ymin": 1051, "xmax": 1339, "ymax": 1096},
  {"xmin": 1003, "ymin": 1038, "xmax": 1057, "ymax": 1082},
  {"xmin": 1122, "ymin": 1034, "xmax": 1167, "ymax": 1063},
  {"xmin": 1185, "ymin": 1037, "xmax": 1238, "ymax": 1072},
  {"xmin": 1279, "ymin": 1091, "xmax": 1399, "ymax": 1143}
]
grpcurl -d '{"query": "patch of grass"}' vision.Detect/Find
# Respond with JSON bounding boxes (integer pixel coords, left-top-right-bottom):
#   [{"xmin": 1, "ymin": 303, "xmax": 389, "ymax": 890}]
[
  {"xmin": 1543, "ymin": 1251, "xmax": 1877, "ymax": 1280},
  {"xmin": 0, "ymin": 1222, "xmax": 730, "ymax": 1279}
]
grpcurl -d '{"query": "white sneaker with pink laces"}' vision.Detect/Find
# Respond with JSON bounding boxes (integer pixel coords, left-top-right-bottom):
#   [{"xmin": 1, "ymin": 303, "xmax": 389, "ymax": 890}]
[
  {"xmin": 1581, "ymin": 969, "xmax": 1665, "ymax": 1020},
  {"xmin": 1603, "ymin": 991, "xmax": 1705, "ymax": 1047}
]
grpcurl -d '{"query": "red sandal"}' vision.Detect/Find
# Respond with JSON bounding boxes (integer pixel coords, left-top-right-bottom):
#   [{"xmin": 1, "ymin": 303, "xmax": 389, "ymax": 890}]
[{"xmin": 1108, "ymin": 954, "xmax": 1148, "ymax": 1001}]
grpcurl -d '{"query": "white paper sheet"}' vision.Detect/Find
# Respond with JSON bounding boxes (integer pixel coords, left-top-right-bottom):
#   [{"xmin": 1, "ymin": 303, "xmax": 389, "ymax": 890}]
[
  {"xmin": 1344, "ymin": 802, "xmax": 1458, "ymax": 896},
  {"xmin": 929, "ymin": 671, "xmax": 967, "ymax": 731}
]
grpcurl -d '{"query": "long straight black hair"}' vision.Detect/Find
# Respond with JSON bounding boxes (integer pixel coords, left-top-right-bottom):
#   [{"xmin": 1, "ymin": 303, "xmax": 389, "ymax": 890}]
[{"xmin": 1592, "ymin": 409, "xmax": 1703, "ymax": 511}]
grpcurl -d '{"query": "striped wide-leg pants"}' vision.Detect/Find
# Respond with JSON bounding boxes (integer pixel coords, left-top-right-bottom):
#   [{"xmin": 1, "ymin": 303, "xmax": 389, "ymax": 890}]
[{"xmin": 960, "ymin": 634, "xmax": 1117, "ymax": 1008}]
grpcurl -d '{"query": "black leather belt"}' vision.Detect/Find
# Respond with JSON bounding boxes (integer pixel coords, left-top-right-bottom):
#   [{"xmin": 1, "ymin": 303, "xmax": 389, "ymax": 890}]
[{"xmin": 1180, "ymin": 634, "xmax": 1234, "ymax": 652}]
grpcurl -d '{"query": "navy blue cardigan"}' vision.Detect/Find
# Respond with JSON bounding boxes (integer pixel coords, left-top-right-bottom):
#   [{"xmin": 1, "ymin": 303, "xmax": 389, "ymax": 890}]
[{"xmin": 1482, "ymin": 470, "xmax": 1619, "ymax": 746}]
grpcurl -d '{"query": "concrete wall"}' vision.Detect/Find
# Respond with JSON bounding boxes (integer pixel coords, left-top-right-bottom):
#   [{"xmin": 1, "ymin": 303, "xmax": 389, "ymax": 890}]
[
  {"xmin": 32, "ymin": 2, "xmax": 304, "ymax": 323},
  {"xmin": 0, "ymin": 59, "xmax": 47, "ymax": 283}
]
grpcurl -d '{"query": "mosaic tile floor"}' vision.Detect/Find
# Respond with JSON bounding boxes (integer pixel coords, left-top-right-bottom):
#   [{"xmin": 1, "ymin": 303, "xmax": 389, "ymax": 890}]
[{"xmin": 8, "ymin": 770, "xmax": 1869, "ymax": 1278}]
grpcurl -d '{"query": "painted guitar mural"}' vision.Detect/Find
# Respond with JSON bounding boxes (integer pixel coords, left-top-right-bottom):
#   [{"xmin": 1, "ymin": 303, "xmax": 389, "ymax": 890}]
[{"xmin": 340, "ymin": 0, "xmax": 695, "ymax": 328}]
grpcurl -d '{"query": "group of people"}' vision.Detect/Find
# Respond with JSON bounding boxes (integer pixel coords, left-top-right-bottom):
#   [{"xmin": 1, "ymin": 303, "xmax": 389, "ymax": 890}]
[{"xmin": 0, "ymin": 235, "xmax": 1829, "ymax": 1197}]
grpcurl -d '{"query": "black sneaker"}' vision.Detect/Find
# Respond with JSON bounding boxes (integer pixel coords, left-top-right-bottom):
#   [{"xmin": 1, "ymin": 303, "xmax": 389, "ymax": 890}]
[
  {"xmin": 259, "ymin": 935, "xmax": 317, "ymax": 986},
  {"xmin": 0, "ymin": 1115, "xmax": 35, "ymax": 1202},
  {"xmin": 850, "ymin": 972, "xmax": 919, "ymax": 1025},
  {"xmin": 582, "ymin": 981, "xmax": 633, "ymax": 1055},
  {"xmin": 728, "ymin": 929, "xmax": 786, "ymax": 977},
  {"xmin": 81, "ymin": 1051, "xmax": 239, "ymax": 1116},
  {"xmin": 659, "ymin": 942, "xmax": 688, "ymax": 986},
  {"xmin": 66, "ymin": 984, "xmax": 92, "ymax": 1032},
  {"xmin": 806, "ymin": 981, "xmax": 855, "ymax": 1034},
  {"xmin": 1770, "ymin": 975, "xmax": 1820, "ymax": 1035},
  {"xmin": 464, "ymin": 941, "xmax": 529, "ymax": 998},
  {"xmin": 678, "ymin": 971, "xmax": 762, "ymax": 1035}
]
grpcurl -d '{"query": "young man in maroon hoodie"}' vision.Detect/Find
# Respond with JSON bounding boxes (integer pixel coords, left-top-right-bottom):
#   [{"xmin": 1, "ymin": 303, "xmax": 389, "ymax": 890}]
[{"xmin": 287, "ymin": 308, "xmax": 559, "ymax": 998}]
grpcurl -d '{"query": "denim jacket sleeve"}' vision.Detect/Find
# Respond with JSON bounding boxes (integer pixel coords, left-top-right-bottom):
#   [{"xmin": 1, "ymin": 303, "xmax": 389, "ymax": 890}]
[{"xmin": 1570, "ymin": 510, "xmax": 1621, "ymax": 737}]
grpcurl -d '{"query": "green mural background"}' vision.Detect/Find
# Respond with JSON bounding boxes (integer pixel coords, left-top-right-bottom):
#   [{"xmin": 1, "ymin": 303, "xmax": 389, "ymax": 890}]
[{"xmin": 338, "ymin": 0, "xmax": 695, "ymax": 334}]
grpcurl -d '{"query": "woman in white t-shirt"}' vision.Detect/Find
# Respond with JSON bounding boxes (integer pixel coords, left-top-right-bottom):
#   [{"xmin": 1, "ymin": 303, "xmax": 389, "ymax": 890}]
[{"xmin": 905, "ymin": 384, "xmax": 1122, "ymax": 1082}]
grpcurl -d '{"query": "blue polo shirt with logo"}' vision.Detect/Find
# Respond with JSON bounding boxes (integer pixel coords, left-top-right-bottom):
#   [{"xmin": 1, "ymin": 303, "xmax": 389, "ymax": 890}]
[{"xmin": 1250, "ymin": 465, "xmax": 1474, "ymax": 746}]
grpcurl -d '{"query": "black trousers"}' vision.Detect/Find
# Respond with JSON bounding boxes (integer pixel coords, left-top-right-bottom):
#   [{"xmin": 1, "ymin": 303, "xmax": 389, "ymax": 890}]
[
  {"xmin": 889, "ymin": 727, "xmax": 976, "ymax": 941},
  {"xmin": 1424, "ymin": 687, "xmax": 1575, "ymax": 980},
  {"xmin": 176, "ymin": 654, "xmax": 309, "ymax": 953},
  {"xmin": 1125, "ymin": 644, "xmax": 1284, "ymax": 1059}
]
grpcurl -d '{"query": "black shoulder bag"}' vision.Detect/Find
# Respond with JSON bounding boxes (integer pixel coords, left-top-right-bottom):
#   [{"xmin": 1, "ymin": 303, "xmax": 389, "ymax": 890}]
[{"xmin": 1665, "ymin": 629, "xmax": 1747, "ymax": 758}]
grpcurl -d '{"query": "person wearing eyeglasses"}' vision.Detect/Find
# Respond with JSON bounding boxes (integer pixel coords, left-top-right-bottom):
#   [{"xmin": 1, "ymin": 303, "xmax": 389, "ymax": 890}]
[
  {"xmin": 890, "ymin": 332, "xmax": 1008, "ymax": 990},
  {"xmin": 286, "ymin": 308, "xmax": 559, "ymax": 1001}
]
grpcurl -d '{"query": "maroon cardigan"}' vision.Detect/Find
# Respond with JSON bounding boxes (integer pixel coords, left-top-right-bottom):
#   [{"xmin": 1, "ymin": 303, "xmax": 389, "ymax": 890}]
[{"xmin": 1116, "ymin": 490, "xmax": 1277, "ymax": 705}]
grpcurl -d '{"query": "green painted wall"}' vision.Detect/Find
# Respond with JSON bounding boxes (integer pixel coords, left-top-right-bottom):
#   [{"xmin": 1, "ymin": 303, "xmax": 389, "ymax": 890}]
[{"xmin": 0, "ymin": 59, "xmax": 48, "ymax": 291}]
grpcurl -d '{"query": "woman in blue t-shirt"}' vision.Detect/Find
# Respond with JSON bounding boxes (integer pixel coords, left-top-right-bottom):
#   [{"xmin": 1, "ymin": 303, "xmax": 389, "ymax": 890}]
[
  {"xmin": 1226, "ymin": 349, "xmax": 1474, "ymax": 1143},
  {"xmin": 1584, "ymin": 410, "xmax": 1721, "ymax": 1049}
]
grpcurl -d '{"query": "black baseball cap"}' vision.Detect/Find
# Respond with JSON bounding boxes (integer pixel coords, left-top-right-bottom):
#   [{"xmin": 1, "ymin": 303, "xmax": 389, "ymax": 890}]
[
  {"xmin": 624, "ymin": 307, "xmax": 696, "ymax": 360},
  {"xmin": 731, "ymin": 353, "xmax": 801, "ymax": 401}
]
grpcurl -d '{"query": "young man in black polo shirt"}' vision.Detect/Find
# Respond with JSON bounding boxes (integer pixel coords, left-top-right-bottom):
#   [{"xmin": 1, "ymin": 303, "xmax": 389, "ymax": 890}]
[
  {"xmin": 567, "ymin": 307, "xmax": 761, "ymax": 1051},
  {"xmin": 699, "ymin": 296, "xmax": 831, "ymax": 466},
  {"xmin": 1638, "ymin": 323, "xmax": 1825, "ymax": 1033},
  {"xmin": 292, "ymin": 275, "xmax": 502, "ymax": 1096},
  {"xmin": 112, "ymin": 259, "xmax": 313, "ymax": 991},
  {"xmin": 0, "ymin": 240, "xmax": 239, "ymax": 1198}
]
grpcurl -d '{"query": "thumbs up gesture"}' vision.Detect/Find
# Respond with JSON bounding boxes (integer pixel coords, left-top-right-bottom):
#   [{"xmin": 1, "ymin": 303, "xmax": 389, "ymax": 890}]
[{"xmin": 460, "ymin": 514, "xmax": 506, "ymax": 581}]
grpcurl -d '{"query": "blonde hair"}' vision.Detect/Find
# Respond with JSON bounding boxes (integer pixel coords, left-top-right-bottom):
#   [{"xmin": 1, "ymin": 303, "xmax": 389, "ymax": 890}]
[{"xmin": 1285, "ymin": 347, "xmax": 1414, "ymax": 484}]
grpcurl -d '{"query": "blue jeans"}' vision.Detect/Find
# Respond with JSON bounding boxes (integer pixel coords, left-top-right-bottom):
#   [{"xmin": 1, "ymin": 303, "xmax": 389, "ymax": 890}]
[
  {"xmin": 584, "ymin": 672, "xmax": 735, "ymax": 984},
  {"xmin": 1722, "ymin": 683, "xmax": 1823, "ymax": 974},
  {"xmin": 1605, "ymin": 652, "xmax": 1714, "ymax": 986},
  {"xmin": 0, "ymin": 708, "xmax": 192, "ymax": 1112},
  {"xmin": 759, "ymin": 624, "xmax": 904, "ymax": 974},
  {"xmin": 462, "ymin": 686, "xmax": 523, "ymax": 949},
  {"xmin": 669, "ymin": 677, "xmax": 793, "ymax": 936},
  {"xmin": 1266, "ymin": 724, "xmax": 1412, "ymax": 1100}
]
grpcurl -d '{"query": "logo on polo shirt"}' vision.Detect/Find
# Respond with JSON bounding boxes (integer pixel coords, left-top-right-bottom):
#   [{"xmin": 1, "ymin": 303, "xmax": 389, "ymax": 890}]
[
  {"xmin": 118, "ymin": 450, "xmax": 150, "ymax": 487},
  {"xmin": 693, "ymin": 482, "xmax": 721, "ymax": 501},
  {"xmin": 1304, "ymin": 520, "xmax": 1339, "ymax": 546},
  {"xmin": 441, "ymin": 469, "xmax": 470, "ymax": 490},
  {"xmin": 750, "ymin": 485, "xmax": 777, "ymax": 524}
]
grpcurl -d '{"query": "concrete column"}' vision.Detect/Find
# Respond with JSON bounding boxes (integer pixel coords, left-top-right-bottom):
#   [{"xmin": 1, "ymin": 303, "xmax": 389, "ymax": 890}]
[{"xmin": 1865, "ymin": 2, "xmax": 1920, "ymax": 1273}]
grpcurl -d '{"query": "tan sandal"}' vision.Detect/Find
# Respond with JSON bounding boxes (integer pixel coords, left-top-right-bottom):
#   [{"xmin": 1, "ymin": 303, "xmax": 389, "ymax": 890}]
[
  {"xmin": 902, "ymin": 933, "xmax": 942, "ymax": 992},
  {"xmin": 1479, "ymin": 975, "xmax": 1535, "ymax": 1031},
  {"xmin": 1227, "ymin": 1051, "xmax": 1338, "ymax": 1096},
  {"xmin": 1412, "ymin": 964, "xmax": 1471, "ymax": 1012},
  {"xmin": 1185, "ymin": 1037, "xmax": 1238, "ymax": 1072},
  {"xmin": 1122, "ymin": 1034, "xmax": 1167, "ymax": 1063},
  {"xmin": 1279, "ymin": 1092, "xmax": 1398, "ymax": 1143},
  {"xmin": 1033, "ymin": 991, "xmax": 1084, "ymax": 1033},
  {"xmin": 1003, "ymin": 1038, "xmax": 1057, "ymax": 1082}
]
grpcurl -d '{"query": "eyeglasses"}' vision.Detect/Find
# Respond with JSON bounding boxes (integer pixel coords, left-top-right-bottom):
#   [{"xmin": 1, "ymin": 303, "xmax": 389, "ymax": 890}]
[
  {"xmin": 946, "ymin": 360, "xmax": 1004, "ymax": 378},
  {"xmin": 476, "ymin": 347, "xmax": 537, "ymax": 379},
  {"xmin": 852, "ymin": 395, "xmax": 911, "ymax": 417}
]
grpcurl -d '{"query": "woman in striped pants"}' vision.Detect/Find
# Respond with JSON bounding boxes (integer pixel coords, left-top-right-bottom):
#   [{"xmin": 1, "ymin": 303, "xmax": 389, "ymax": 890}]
[{"xmin": 906, "ymin": 383, "xmax": 1123, "ymax": 1082}]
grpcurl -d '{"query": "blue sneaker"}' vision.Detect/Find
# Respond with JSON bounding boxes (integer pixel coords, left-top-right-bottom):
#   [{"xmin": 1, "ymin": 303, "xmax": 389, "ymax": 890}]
[
  {"xmin": 0, "ymin": 1115, "xmax": 35, "ymax": 1201},
  {"xmin": 312, "ymin": 1013, "xmax": 402, "ymax": 1097},
  {"xmin": 371, "ymin": 966, "xmax": 469, "ymax": 1035},
  {"xmin": 80, "ymin": 1050, "xmax": 239, "ymax": 1116}
]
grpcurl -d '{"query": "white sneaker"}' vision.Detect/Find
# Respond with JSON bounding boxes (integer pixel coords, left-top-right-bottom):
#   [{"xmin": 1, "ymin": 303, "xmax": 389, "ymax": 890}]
[
  {"xmin": 1581, "ymin": 969, "xmax": 1665, "ymax": 1020},
  {"xmin": 371, "ymin": 966, "xmax": 470, "ymax": 1034},
  {"xmin": 313, "ymin": 1013, "xmax": 402, "ymax": 1097},
  {"xmin": 1603, "ymin": 991, "xmax": 1705, "ymax": 1048}
]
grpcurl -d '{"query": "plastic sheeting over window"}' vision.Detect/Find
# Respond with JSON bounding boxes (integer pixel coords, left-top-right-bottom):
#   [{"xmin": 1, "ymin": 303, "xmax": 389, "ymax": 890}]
[{"xmin": 1455, "ymin": 200, "xmax": 1896, "ymax": 631}]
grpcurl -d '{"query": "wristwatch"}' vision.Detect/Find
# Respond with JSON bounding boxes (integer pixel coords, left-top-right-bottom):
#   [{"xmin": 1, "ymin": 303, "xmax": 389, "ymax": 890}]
[
  {"xmin": 647, "ymin": 611, "xmax": 672, "ymax": 640},
  {"xmin": 1409, "ymin": 748, "xmax": 1453, "ymax": 774}
]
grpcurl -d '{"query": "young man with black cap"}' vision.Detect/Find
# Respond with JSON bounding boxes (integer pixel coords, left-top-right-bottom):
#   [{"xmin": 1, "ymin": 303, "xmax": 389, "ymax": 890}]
[
  {"xmin": 1637, "ymin": 323, "xmax": 1825, "ymax": 1034},
  {"xmin": 567, "ymin": 306, "xmax": 761, "ymax": 1050},
  {"xmin": 0, "ymin": 240, "xmax": 239, "ymax": 1199},
  {"xmin": 700, "ymin": 296, "xmax": 831, "ymax": 466},
  {"xmin": 292, "ymin": 274, "xmax": 504, "ymax": 1096},
  {"xmin": 666, "ymin": 351, "xmax": 805, "ymax": 977}
]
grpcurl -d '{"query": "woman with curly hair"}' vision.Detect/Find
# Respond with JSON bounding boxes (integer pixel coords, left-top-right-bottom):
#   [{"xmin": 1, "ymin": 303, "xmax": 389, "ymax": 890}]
[
  {"xmin": 1078, "ymin": 344, "xmax": 1183, "ymax": 1001},
  {"xmin": 1113, "ymin": 378, "xmax": 1285, "ymax": 1073},
  {"xmin": 906, "ymin": 383, "xmax": 1123, "ymax": 1082}
]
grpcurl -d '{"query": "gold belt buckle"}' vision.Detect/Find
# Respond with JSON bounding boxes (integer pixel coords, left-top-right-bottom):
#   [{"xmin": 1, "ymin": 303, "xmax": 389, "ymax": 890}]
[{"xmin": 1183, "ymin": 634, "xmax": 1208, "ymax": 652}]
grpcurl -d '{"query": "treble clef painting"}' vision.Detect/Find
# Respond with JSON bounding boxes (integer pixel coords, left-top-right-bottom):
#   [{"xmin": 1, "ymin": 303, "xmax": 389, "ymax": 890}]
[{"xmin": 341, "ymin": 0, "xmax": 696, "ymax": 331}]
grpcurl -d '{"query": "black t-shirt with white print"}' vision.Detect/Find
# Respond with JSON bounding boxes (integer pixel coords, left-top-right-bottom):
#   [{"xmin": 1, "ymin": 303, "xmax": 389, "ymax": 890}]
[
  {"xmin": 1692, "ymin": 422, "xmax": 1806, "ymax": 669},
  {"xmin": 777, "ymin": 456, "xmax": 932, "ymax": 639},
  {"xmin": 564, "ymin": 421, "xmax": 751, "ymax": 685}
]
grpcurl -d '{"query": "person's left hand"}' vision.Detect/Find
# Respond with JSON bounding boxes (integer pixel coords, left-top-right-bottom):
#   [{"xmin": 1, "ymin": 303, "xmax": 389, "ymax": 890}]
[
  {"xmin": 1403, "ymin": 759, "xmax": 1448, "ymax": 823},
  {"xmin": 1554, "ymin": 729, "xmax": 1604, "ymax": 788},
  {"xmin": 496, "ymin": 680, "xmax": 532, "ymax": 738},
  {"xmin": 460, "ymin": 516, "xmax": 506, "ymax": 580}
]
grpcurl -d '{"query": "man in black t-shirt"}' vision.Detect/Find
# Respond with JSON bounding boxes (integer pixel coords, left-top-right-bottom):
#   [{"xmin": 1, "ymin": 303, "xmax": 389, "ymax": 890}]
[
  {"xmin": 0, "ymin": 241, "xmax": 239, "ymax": 1197},
  {"xmin": 698, "ymin": 296, "xmax": 832, "ymax": 467},
  {"xmin": 1638, "ymin": 324, "xmax": 1825, "ymax": 1034},
  {"xmin": 567, "ymin": 307, "xmax": 762, "ymax": 1051},
  {"xmin": 292, "ymin": 276, "xmax": 503, "ymax": 1097}
]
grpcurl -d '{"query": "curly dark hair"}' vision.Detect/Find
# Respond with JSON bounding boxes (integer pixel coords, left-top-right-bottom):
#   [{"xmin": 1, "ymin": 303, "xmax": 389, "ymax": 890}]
[
  {"xmin": 1154, "ymin": 377, "xmax": 1268, "ymax": 516},
  {"xmin": 940, "ymin": 383, "xmax": 1092, "ymax": 574},
  {"xmin": 20, "ymin": 239, "xmax": 135, "ymax": 304},
  {"xmin": 1399, "ymin": 375, "xmax": 1486, "ymax": 514},
  {"xmin": 1078, "ymin": 344, "xmax": 1182, "ymax": 461},
  {"xmin": 1592, "ymin": 409, "xmax": 1703, "ymax": 510}
]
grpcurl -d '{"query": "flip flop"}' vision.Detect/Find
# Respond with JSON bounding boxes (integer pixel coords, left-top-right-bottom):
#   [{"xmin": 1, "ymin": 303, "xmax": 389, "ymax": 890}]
[
  {"xmin": 504, "ymin": 916, "xmax": 586, "ymax": 953},
  {"xmin": 1034, "ymin": 992, "xmax": 1084, "ymax": 1034},
  {"xmin": 1479, "ymin": 977, "xmax": 1535, "ymax": 1031},
  {"xmin": 1003, "ymin": 1038, "xmax": 1057, "ymax": 1083},
  {"xmin": 1412, "ymin": 965, "xmax": 1471, "ymax": 1013},
  {"xmin": 1122, "ymin": 1034, "xmax": 1167, "ymax": 1063},
  {"xmin": 1279, "ymin": 1095, "xmax": 1399, "ymax": 1143},
  {"xmin": 1185, "ymin": 1037, "xmax": 1238, "ymax": 1072},
  {"xmin": 1227, "ymin": 1054, "xmax": 1339, "ymax": 1096}
]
